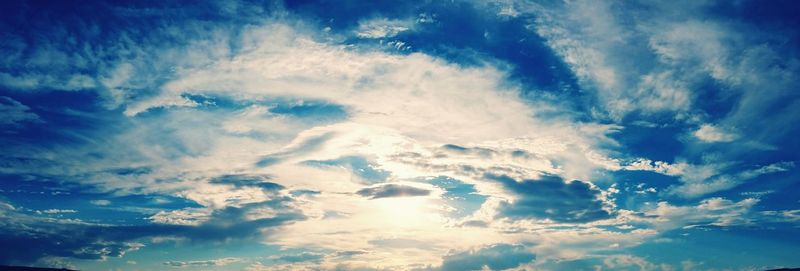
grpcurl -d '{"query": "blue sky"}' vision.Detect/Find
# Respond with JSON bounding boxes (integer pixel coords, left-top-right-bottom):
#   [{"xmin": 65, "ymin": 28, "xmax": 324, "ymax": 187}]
[{"xmin": 1, "ymin": 0, "xmax": 799, "ymax": 270}]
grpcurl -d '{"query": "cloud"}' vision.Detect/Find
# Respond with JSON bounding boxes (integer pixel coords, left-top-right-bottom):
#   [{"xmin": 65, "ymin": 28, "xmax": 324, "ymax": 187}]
[
  {"xmin": 356, "ymin": 184, "xmax": 431, "ymax": 199},
  {"xmin": 89, "ymin": 199, "xmax": 112, "ymax": 206},
  {"xmin": 355, "ymin": 18, "xmax": 414, "ymax": 39},
  {"xmin": 0, "ymin": 96, "xmax": 40, "ymax": 126},
  {"xmin": 645, "ymin": 197, "xmax": 760, "ymax": 229},
  {"xmin": 693, "ymin": 124, "xmax": 737, "ymax": 142},
  {"xmin": 439, "ymin": 244, "xmax": 535, "ymax": 271},
  {"xmin": 624, "ymin": 159, "xmax": 793, "ymax": 198},
  {"xmin": 163, "ymin": 257, "xmax": 241, "ymax": 267},
  {"xmin": 664, "ymin": 162, "xmax": 794, "ymax": 198},
  {"xmin": 2, "ymin": 18, "xmax": 611, "ymax": 268},
  {"xmin": 487, "ymin": 174, "xmax": 612, "ymax": 223},
  {"xmin": 273, "ymin": 252, "xmax": 324, "ymax": 263},
  {"xmin": 2, "ymin": 2, "xmax": 798, "ymax": 270},
  {"xmin": 209, "ymin": 174, "xmax": 285, "ymax": 191},
  {"xmin": 39, "ymin": 209, "xmax": 77, "ymax": 214},
  {"xmin": 0, "ymin": 208, "xmax": 144, "ymax": 264},
  {"xmin": 601, "ymin": 254, "xmax": 670, "ymax": 271},
  {"xmin": 0, "ymin": 198, "xmax": 302, "ymax": 265},
  {"xmin": 513, "ymin": 0, "xmax": 800, "ymax": 165}
]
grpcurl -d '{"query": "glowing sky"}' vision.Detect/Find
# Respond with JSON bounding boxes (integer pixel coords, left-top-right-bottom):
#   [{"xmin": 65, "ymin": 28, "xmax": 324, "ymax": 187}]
[{"xmin": 1, "ymin": 1, "xmax": 800, "ymax": 270}]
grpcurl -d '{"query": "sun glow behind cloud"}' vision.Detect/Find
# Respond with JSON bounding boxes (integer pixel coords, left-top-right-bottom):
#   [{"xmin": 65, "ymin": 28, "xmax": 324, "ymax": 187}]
[{"xmin": 1, "ymin": 0, "xmax": 800, "ymax": 270}]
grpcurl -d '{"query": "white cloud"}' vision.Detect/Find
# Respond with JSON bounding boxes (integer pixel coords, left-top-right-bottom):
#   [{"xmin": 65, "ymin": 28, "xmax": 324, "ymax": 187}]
[
  {"xmin": 39, "ymin": 209, "xmax": 78, "ymax": 214},
  {"xmin": 149, "ymin": 208, "xmax": 211, "ymax": 226},
  {"xmin": 625, "ymin": 159, "xmax": 792, "ymax": 198},
  {"xmin": 8, "ymin": 10, "xmax": 796, "ymax": 269},
  {"xmin": 664, "ymin": 161, "xmax": 793, "ymax": 198},
  {"xmin": 762, "ymin": 209, "xmax": 800, "ymax": 222},
  {"xmin": 523, "ymin": 0, "xmax": 699, "ymax": 119},
  {"xmin": 0, "ymin": 20, "xmax": 633, "ymax": 268},
  {"xmin": 645, "ymin": 197, "xmax": 760, "ymax": 229},
  {"xmin": 693, "ymin": 124, "xmax": 737, "ymax": 143},
  {"xmin": 355, "ymin": 18, "xmax": 414, "ymax": 39},
  {"xmin": 89, "ymin": 199, "xmax": 112, "ymax": 206},
  {"xmin": 115, "ymin": 22, "xmax": 634, "ymax": 267}
]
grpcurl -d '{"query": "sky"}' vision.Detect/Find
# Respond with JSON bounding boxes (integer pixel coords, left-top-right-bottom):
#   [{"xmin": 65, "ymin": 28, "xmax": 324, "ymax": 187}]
[{"xmin": 1, "ymin": 0, "xmax": 799, "ymax": 270}]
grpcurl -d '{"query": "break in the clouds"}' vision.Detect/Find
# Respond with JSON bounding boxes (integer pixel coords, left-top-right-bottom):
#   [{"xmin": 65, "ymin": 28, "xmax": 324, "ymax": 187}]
[{"xmin": 1, "ymin": 0, "xmax": 799, "ymax": 270}]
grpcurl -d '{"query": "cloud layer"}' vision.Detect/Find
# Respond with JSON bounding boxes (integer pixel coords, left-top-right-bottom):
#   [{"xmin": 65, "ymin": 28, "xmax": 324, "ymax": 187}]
[{"xmin": 1, "ymin": 0, "xmax": 799, "ymax": 270}]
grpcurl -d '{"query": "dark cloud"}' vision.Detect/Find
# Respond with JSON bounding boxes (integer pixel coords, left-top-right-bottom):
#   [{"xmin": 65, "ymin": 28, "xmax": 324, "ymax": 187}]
[
  {"xmin": 290, "ymin": 189, "xmax": 321, "ymax": 197},
  {"xmin": 486, "ymin": 174, "xmax": 612, "ymax": 223},
  {"xmin": 356, "ymin": 184, "xmax": 430, "ymax": 199},
  {"xmin": 209, "ymin": 174, "xmax": 284, "ymax": 191},
  {"xmin": 439, "ymin": 244, "xmax": 535, "ymax": 271}
]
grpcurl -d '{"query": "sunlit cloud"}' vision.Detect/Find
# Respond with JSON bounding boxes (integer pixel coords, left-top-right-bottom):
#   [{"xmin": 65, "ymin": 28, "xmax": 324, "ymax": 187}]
[{"xmin": 1, "ymin": 0, "xmax": 799, "ymax": 270}]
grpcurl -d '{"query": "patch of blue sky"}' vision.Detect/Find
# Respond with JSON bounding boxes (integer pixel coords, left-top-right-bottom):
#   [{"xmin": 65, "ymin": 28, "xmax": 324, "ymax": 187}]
[
  {"xmin": 608, "ymin": 170, "xmax": 680, "ymax": 208},
  {"xmin": 0, "ymin": 90, "xmax": 127, "ymax": 146},
  {"xmin": 630, "ymin": 227, "xmax": 800, "ymax": 270},
  {"xmin": 728, "ymin": 169, "xmax": 800, "ymax": 208},
  {"xmin": 609, "ymin": 124, "xmax": 686, "ymax": 163},
  {"xmin": 180, "ymin": 93, "xmax": 349, "ymax": 123},
  {"xmin": 428, "ymin": 176, "xmax": 487, "ymax": 218}
]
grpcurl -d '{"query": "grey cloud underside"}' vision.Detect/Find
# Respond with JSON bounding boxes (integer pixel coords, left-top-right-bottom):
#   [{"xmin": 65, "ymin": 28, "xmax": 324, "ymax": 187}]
[
  {"xmin": 209, "ymin": 174, "xmax": 284, "ymax": 191},
  {"xmin": 487, "ymin": 174, "xmax": 612, "ymax": 223},
  {"xmin": 356, "ymin": 184, "xmax": 431, "ymax": 199}
]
